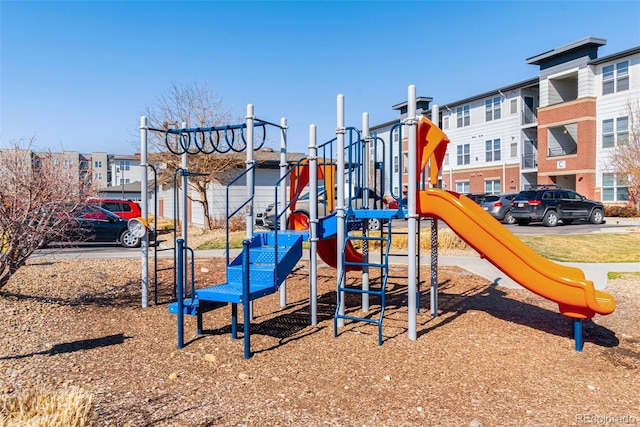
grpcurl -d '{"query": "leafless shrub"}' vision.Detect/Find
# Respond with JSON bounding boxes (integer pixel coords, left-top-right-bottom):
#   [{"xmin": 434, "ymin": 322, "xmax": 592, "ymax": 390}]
[{"xmin": 0, "ymin": 138, "xmax": 94, "ymax": 290}]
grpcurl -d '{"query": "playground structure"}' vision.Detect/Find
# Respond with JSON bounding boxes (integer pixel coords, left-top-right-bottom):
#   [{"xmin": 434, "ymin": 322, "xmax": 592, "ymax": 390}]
[{"xmin": 138, "ymin": 84, "xmax": 616, "ymax": 359}]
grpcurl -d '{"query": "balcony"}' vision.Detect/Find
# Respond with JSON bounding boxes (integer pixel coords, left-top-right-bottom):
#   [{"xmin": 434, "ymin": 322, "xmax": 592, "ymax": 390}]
[
  {"xmin": 548, "ymin": 146, "xmax": 577, "ymax": 157},
  {"xmin": 547, "ymin": 124, "xmax": 577, "ymax": 158},
  {"xmin": 521, "ymin": 109, "xmax": 537, "ymax": 126},
  {"xmin": 521, "ymin": 153, "xmax": 538, "ymax": 169}
]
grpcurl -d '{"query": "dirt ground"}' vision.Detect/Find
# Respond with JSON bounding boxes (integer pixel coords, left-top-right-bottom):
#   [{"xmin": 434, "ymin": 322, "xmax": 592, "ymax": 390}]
[{"xmin": 1, "ymin": 253, "xmax": 638, "ymax": 426}]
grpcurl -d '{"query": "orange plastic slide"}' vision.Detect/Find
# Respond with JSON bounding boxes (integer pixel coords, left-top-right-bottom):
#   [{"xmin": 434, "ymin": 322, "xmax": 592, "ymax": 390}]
[{"xmin": 417, "ymin": 188, "xmax": 615, "ymax": 319}]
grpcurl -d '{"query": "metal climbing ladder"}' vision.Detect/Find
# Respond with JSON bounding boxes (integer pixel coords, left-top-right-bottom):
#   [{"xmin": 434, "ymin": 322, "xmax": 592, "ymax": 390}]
[{"xmin": 333, "ymin": 208, "xmax": 397, "ymax": 345}]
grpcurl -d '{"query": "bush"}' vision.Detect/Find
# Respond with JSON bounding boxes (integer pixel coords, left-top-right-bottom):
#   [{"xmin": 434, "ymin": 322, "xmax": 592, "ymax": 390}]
[
  {"xmin": 605, "ymin": 205, "xmax": 639, "ymax": 218},
  {"xmin": 210, "ymin": 215, "xmax": 246, "ymax": 232}
]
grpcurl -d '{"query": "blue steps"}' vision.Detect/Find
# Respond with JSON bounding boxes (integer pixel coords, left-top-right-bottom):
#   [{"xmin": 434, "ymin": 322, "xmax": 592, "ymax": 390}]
[{"xmin": 168, "ymin": 231, "xmax": 303, "ymax": 314}]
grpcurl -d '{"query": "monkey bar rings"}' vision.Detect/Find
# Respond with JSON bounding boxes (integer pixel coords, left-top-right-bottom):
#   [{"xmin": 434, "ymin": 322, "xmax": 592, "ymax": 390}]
[{"xmin": 147, "ymin": 118, "xmax": 283, "ymax": 155}]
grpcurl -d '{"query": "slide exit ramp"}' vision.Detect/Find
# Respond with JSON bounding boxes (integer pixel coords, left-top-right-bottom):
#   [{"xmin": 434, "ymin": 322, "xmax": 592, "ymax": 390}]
[{"xmin": 417, "ymin": 188, "xmax": 616, "ymax": 350}]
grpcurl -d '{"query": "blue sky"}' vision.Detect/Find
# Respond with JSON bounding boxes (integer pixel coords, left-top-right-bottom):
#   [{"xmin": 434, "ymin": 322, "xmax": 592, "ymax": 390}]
[{"xmin": 2, "ymin": 0, "xmax": 639, "ymax": 156}]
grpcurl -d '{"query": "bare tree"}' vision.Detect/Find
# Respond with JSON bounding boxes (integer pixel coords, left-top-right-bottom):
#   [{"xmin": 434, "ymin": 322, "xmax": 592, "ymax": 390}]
[
  {"xmin": 608, "ymin": 101, "xmax": 640, "ymax": 210},
  {"xmin": 142, "ymin": 82, "xmax": 247, "ymax": 230},
  {"xmin": 0, "ymin": 138, "xmax": 93, "ymax": 290}
]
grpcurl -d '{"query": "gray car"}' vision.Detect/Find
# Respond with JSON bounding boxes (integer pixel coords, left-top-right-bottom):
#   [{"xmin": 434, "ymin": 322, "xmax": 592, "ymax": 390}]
[
  {"xmin": 479, "ymin": 193, "xmax": 517, "ymax": 224},
  {"xmin": 256, "ymin": 186, "xmax": 391, "ymax": 231}
]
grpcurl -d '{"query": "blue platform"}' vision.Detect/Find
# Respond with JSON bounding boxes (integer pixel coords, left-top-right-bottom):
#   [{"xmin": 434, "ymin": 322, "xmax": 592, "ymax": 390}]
[{"xmin": 168, "ymin": 231, "xmax": 303, "ymax": 313}]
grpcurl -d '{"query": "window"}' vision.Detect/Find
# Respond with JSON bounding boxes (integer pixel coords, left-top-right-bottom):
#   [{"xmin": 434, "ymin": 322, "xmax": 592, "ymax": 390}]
[
  {"xmin": 119, "ymin": 160, "xmax": 131, "ymax": 171},
  {"xmin": 485, "ymin": 97, "xmax": 501, "ymax": 121},
  {"xmin": 443, "ymin": 152, "xmax": 449, "ymax": 166},
  {"xmin": 510, "ymin": 99, "xmax": 518, "ymax": 115},
  {"xmin": 393, "ymin": 128, "xmax": 399, "ymax": 143},
  {"xmin": 456, "ymin": 106, "xmax": 470, "ymax": 127},
  {"xmin": 456, "ymin": 181, "xmax": 470, "ymax": 193},
  {"xmin": 617, "ymin": 116, "xmax": 629, "ymax": 145},
  {"xmin": 484, "ymin": 179, "xmax": 500, "ymax": 194},
  {"xmin": 95, "ymin": 172, "xmax": 102, "ymax": 180},
  {"xmin": 64, "ymin": 159, "xmax": 73, "ymax": 168},
  {"xmin": 602, "ymin": 173, "xmax": 629, "ymax": 202},
  {"xmin": 603, "ymin": 61, "xmax": 629, "ymax": 94},
  {"xmin": 94, "ymin": 160, "xmax": 102, "ymax": 168},
  {"xmin": 457, "ymin": 144, "xmax": 470, "ymax": 165},
  {"xmin": 602, "ymin": 116, "xmax": 629, "ymax": 148},
  {"xmin": 402, "ymin": 153, "xmax": 409, "ymax": 173},
  {"xmin": 485, "ymin": 139, "xmax": 501, "ymax": 162},
  {"xmin": 510, "ymin": 142, "xmax": 517, "ymax": 158},
  {"xmin": 617, "ymin": 61, "xmax": 629, "ymax": 91},
  {"xmin": 602, "ymin": 119, "xmax": 614, "ymax": 148},
  {"xmin": 393, "ymin": 155, "xmax": 399, "ymax": 173},
  {"xmin": 443, "ymin": 116, "xmax": 449, "ymax": 129}
]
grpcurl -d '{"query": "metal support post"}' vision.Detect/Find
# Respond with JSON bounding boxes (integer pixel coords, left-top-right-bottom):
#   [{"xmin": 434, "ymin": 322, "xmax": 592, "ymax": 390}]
[
  {"xmin": 242, "ymin": 239, "xmax": 252, "ymax": 359},
  {"xmin": 309, "ymin": 124, "xmax": 319, "ymax": 325},
  {"xmin": 140, "ymin": 116, "xmax": 149, "ymax": 308},
  {"xmin": 407, "ymin": 85, "xmax": 418, "ymax": 340},
  {"xmin": 176, "ymin": 238, "xmax": 185, "ymax": 349}
]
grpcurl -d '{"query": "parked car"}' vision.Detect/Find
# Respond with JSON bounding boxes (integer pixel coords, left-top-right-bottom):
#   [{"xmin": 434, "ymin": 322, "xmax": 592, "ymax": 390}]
[
  {"xmin": 510, "ymin": 186, "xmax": 604, "ymax": 227},
  {"xmin": 480, "ymin": 193, "xmax": 517, "ymax": 224},
  {"xmin": 257, "ymin": 186, "xmax": 393, "ymax": 231},
  {"xmin": 88, "ymin": 198, "xmax": 142, "ymax": 220},
  {"xmin": 52, "ymin": 204, "xmax": 146, "ymax": 247},
  {"xmin": 464, "ymin": 193, "xmax": 490, "ymax": 204}
]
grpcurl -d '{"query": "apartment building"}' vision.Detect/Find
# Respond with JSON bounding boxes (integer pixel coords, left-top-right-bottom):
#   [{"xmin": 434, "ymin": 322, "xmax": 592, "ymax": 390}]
[{"xmin": 380, "ymin": 36, "xmax": 639, "ymax": 204}]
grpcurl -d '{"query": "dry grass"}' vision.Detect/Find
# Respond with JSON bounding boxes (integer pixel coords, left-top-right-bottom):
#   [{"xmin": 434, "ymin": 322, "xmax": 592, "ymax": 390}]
[
  {"xmin": 518, "ymin": 233, "xmax": 640, "ymax": 263},
  {"xmin": 365, "ymin": 228, "xmax": 470, "ymax": 252},
  {"xmin": 196, "ymin": 228, "xmax": 472, "ymax": 252},
  {"xmin": 0, "ymin": 387, "xmax": 93, "ymax": 427}
]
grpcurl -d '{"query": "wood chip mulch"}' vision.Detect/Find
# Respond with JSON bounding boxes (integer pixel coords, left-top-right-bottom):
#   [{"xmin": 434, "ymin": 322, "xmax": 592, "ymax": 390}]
[{"xmin": 1, "ymin": 256, "xmax": 638, "ymax": 426}]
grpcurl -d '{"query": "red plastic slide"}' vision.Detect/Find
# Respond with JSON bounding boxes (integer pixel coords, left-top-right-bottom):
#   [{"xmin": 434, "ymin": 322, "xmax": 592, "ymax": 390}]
[
  {"xmin": 289, "ymin": 212, "xmax": 362, "ymax": 271},
  {"xmin": 316, "ymin": 238, "xmax": 363, "ymax": 271}
]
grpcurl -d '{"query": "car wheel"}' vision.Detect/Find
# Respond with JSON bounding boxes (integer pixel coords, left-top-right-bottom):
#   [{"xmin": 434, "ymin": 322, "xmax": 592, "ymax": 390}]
[
  {"xmin": 502, "ymin": 210, "xmax": 516, "ymax": 225},
  {"xmin": 542, "ymin": 210, "xmax": 558, "ymax": 227},
  {"xmin": 367, "ymin": 218, "xmax": 381, "ymax": 231},
  {"xmin": 590, "ymin": 209, "xmax": 604, "ymax": 224},
  {"xmin": 120, "ymin": 230, "xmax": 141, "ymax": 248},
  {"xmin": 516, "ymin": 219, "xmax": 530, "ymax": 226}
]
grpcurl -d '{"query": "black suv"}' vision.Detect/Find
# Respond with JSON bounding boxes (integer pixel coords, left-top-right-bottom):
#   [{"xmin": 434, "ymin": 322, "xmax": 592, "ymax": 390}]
[{"xmin": 511, "ymin": 186, "xmax": 605, "ymax": 227}]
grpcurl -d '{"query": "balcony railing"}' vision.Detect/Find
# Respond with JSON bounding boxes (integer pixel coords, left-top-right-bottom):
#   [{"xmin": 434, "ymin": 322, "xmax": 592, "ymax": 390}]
[
  {"xmin": 521, "ymin": 153, "xmax": 538, "ymax": 169},
  {"xmin": 548, "ymin": 146, "xmax": 577, "ymax": 157},
  {"xmin": 521, "ymin": 109, "xmax": 537, "ymax": 125}
]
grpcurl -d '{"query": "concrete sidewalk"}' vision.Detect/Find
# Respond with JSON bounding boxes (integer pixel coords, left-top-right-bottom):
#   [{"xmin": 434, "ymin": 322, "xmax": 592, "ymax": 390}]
[
  {"xmin": 193, "ymin": 248, "xmax": 638, "ymax": 290},
  {"xmin": 437, "ymin": 255, "xmax": 639, "ymax": 290}
]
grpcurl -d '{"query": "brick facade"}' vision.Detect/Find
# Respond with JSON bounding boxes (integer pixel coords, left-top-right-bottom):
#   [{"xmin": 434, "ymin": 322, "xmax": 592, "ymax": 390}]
[{"xmin": 537, "ymin": 98, "xmax": 598, "ymax": 199}]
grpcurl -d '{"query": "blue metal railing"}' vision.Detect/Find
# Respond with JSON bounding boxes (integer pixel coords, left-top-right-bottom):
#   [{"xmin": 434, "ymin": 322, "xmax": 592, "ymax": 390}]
[{"xmin": 224, "ymin": 163, "xmax": 258, "ymax": 267}]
